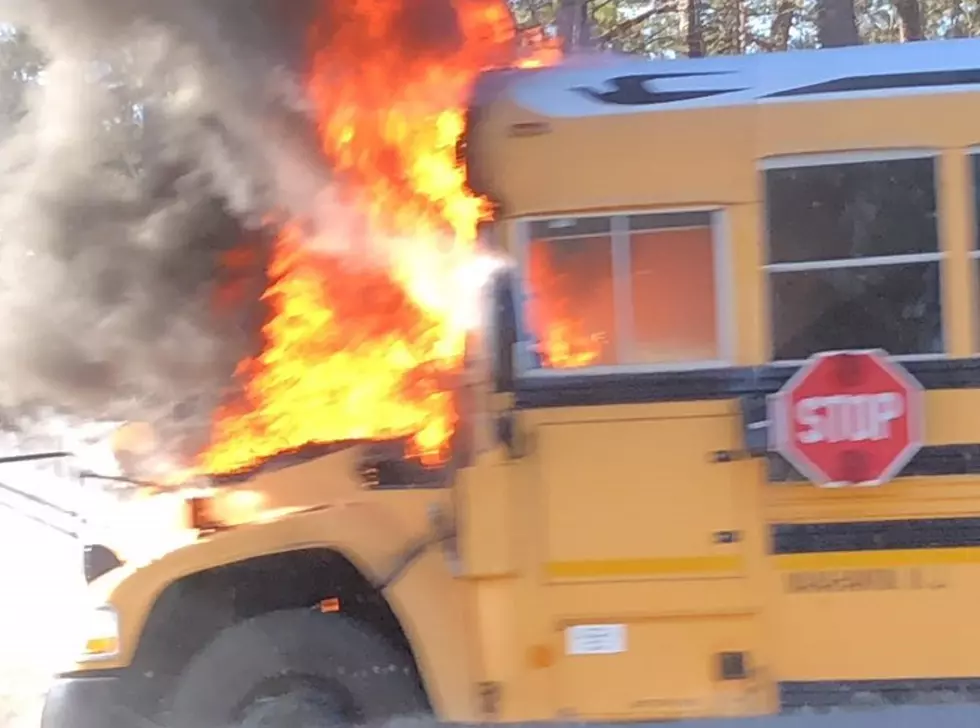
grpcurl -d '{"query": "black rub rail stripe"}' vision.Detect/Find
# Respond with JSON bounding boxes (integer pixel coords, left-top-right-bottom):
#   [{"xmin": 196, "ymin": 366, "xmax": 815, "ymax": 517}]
[
  {"xmin": 771, "ymin": 517, "xmax": 980, "ymax": 555},
  {"xmin": 765, "ymin": 68, "xmax": 980, "ymax": 99},
  {"xmin": 779, "ymin": 678, "xmax": 980, "ymax": 711},
  {"xmin": 515, "ymin": 357, "xmax": 980, "ymax": 410}
]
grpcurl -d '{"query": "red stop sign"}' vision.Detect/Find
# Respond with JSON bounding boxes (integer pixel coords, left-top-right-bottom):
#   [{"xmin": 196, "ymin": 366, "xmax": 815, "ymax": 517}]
[{"xmin": 768, "ymin": 349, "xmax": 925, "ymax": 487}]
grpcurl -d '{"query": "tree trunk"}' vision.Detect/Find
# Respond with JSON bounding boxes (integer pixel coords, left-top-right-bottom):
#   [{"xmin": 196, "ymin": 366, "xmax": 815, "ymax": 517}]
[
  {"xmin": 737, "ymin": 0, "xmax": 749, "ymax": 53},
  {"xmin": 816, "ymin": 0, "xmax": 861, "ymax": 47},
  {"xmin": 556, "ymin": 0, "xmax": 596, "ymax": 51},
  {"xmin": 947, "ymin": 0, "xmax": 968, "ymax": 37},
  {"xmin": 682, "ymin": 0, "xmax": 706, "ymax": 57},
  {"xmin": 578, "ymin": 1, "xmax": 597, "ymax": 50},
  {"xmin": 769, "ymin": 0, "xmax": 796, "ymax": 51},
  {"xmin": 894, "ymin": 0, "xmax": 925, "ymax": 40},
  {"xmin": 555, "ymin": 0, "xmax": 577, "ymax": 50}
]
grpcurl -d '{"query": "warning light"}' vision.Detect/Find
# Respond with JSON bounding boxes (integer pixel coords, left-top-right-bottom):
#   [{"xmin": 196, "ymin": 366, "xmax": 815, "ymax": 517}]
[{"xmin": 318, "ymin": 597, "xmax": 341, "ymax": 613}]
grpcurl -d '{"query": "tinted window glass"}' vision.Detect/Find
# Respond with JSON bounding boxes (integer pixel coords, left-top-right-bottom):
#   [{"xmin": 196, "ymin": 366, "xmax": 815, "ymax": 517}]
[
  {"xmin": 770, "ymin": 262, "xmax": 942, "ymax": 359},
  {"xmin": 765, "ymin": 155, "xmax": 942, "ymax": 359},
  {"xmin": 766, "ymin": 157, "xmax": 938, "ymax": 264}
]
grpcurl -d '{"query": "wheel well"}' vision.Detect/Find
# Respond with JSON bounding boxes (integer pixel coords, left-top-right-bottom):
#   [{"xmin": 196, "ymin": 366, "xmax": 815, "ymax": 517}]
[{"xmin": 124, "ymin": 548, "xmax": 430, "ymax": 717}]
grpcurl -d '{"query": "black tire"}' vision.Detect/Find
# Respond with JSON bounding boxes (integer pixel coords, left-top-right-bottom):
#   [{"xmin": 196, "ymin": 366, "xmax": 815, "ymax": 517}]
[{"xmin": 166, "ymin": 608, "xmax": 429, "ymax": 728}]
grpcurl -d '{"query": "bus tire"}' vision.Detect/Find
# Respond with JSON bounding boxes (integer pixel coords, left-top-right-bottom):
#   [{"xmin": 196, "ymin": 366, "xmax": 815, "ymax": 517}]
[{"xmin": 166, "ymin": 608, "xmax": 429, "ymax": 728}]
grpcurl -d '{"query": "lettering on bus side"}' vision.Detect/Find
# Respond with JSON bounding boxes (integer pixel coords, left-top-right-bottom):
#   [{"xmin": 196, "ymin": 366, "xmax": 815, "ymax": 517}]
[{"xmin": 784, "ymin": 567, "xmax": 948, "ymax": 593}]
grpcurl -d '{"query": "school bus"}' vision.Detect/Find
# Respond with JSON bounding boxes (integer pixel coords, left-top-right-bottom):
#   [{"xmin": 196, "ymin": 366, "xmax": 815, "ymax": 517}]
[{"xmin": 42, "ymin": 36, "xmax": 980, "ymax": 728}]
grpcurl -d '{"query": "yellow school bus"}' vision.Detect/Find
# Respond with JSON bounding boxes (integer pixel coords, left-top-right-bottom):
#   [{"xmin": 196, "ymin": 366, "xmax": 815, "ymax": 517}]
[{"xmin": 42, "ymin": 36, "xmax": 980, "ymax": 728}]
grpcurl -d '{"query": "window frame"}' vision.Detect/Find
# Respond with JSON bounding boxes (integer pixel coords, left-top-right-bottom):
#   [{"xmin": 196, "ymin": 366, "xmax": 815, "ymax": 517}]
[
  {"xmin": 511, "ymin": 206, "xmax": 734, "ymax": 377},
  {"xmin": 761, "ymin": 149, "xmax": 947, "ymax": 366},
  {"xmin": 966, "ymin": 149, "xmax": 980, "ymax": 354}
]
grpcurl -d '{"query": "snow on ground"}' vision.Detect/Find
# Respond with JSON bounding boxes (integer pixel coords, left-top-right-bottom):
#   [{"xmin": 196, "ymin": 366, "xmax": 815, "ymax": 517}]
[{"xmin": 0, "ymin": 465, "xmax": 86, "ymax": 728}]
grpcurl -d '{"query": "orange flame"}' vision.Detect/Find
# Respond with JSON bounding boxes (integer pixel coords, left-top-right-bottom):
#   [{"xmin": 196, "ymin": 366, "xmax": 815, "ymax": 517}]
[
  {"xmin": 200, "ymin": 1, "xmax": 559, "ymax": 476},
  {"xmin": 526, "ymin": 241, "xmax": 604, "ymax": 368},
  {"xmin": 515, "ymin": 27, "xmax": 564, "ymax": 68}
]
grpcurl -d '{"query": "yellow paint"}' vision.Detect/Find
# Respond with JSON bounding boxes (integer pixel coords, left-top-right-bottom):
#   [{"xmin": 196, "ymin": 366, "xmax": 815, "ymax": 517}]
[
  {"xmin": 728, "ymin": 203, "xmax": 768, "ymax": 364},
  {"xmin": 938, "ymin": 152, "xmax": 976, "ymax": 356},
  {"xmin": 546, "ymin": 555, "xmax": 745, "ymax": 579},
  {"xmin": 457, "ymin": 450, "xmax": 518, "ymax": 578},
  {"xmin": 775, "ymin": 546, "xmax": 980, "ymax": 570},
  {"xmin": 61, "ymin": 44, "xmax": 980, "ymax": 725}
]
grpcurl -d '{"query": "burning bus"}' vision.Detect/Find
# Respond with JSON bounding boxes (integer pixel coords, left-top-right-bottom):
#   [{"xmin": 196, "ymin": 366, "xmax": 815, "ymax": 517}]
[{"xmin": 28, "ymin": 1, "xmax": 980, "ymax": 727}]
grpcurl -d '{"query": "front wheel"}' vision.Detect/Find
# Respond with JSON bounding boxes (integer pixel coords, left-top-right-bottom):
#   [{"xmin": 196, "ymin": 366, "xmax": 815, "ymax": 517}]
[{"xmin": 166, "ymin": 609, "xmax": 429, "ymax": 728}]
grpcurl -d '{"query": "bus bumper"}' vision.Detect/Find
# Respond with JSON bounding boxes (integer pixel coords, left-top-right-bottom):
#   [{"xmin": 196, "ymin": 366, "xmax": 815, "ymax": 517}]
[{"xmin": 41, "ymin": 675, "xmax": 141, "ymax": 728}]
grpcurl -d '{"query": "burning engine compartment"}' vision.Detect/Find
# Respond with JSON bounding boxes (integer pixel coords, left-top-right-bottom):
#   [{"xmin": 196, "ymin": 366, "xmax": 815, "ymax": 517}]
[{"xmin": 0, "ymin": 0, "xmax": 560, "ymax": 486}]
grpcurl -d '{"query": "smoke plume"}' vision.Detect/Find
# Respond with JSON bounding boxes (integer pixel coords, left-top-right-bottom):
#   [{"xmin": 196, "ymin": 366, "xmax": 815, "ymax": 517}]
[
  {"xmin": 0, "ymin": 0, "xmax": 335, "ymax": 462},
  {"xmin": 0, "ymin": 0, "xmax": 519, "ymax": 476}
]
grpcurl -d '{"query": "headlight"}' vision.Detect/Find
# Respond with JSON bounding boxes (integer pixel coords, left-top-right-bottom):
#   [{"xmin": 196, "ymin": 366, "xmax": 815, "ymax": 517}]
[{"xmin": 78, "ymin": 605, "xmax": 120, "ymax": 661}]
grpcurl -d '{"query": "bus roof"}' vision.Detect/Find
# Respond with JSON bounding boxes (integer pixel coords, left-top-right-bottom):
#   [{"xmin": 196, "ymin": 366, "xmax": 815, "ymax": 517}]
[{"xmin": 502, "ymin": 38, "xmax": 980, "ymax": 118}]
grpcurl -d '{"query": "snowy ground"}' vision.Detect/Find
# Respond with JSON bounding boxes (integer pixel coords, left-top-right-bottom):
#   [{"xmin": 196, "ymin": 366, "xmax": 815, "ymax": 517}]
[{"xmin": 0, "ymin": 499, "xmax": 85, "ymax": 728}]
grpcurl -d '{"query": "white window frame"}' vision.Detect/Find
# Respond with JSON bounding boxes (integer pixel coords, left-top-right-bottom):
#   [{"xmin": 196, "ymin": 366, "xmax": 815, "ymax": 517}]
[
  {"xmin": 761, "ymin": 149, "xmax": 947, "ymax": 366},
  {"xmin": 511, "ymin": 206, "xmax": 733, "ymax": 377}
]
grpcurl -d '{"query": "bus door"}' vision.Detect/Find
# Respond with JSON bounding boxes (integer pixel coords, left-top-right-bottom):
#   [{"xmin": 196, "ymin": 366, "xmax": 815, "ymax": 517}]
[{"xmin": 511, "ymin": 210, "xmax": 765, "ymax": 720}]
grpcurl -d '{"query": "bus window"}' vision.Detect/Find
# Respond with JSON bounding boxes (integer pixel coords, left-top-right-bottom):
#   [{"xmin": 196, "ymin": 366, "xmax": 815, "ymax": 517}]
[
  {"xmin": 526, "ymin": 216, "xmax": 616, "ymax": 368},
  {"xmin": 523, "ymin": 210, "xmax": 724, "ymax": 370},
  {"xmin": 764, "ymin": 155, "xmax": 943, "ymax": 361},
  {"xmin": 628, "ymin": 212, "xmax": 718, "ymax": 364}
]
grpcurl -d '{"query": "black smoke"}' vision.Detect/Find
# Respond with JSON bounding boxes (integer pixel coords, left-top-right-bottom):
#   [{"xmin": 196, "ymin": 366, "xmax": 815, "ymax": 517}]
[{"xmin": 0, "ymin": 0, "xmax": 329, "ymax": 466}]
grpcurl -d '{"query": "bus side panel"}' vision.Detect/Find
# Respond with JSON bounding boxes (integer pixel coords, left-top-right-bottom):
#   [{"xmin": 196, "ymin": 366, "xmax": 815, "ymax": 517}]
[
  {"xmin": 764, "ymin": 471, "xmax": 980, "ymax": 707},
  {"xmin": 527, "ymin": 403, "xmax": 769, "ymax": 720},
  {"xmin": 772, "ymin": 551, "xmax": 980, "ymax": 680}
]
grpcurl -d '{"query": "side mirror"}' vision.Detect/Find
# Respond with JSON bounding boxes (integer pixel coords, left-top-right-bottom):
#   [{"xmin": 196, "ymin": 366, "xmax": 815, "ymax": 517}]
[
  {"xmin": 487, "ymin": 270, "xmax": 527, "ymax": 458},
  {"xmin": 83, "ymin": 543, "xmax": 124, "ymax": 584},
  {"xmin": 491, "ymin": 271, "xmax": 517, "ymax": 394}
]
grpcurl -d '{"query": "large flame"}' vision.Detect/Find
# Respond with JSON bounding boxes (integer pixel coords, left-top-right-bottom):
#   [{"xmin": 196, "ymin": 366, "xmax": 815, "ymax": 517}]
[
  {"xmin": 200, "ymin": 0, "xmax": 560, "ymax": 476},
  {"xmin": 526, "ymin": 241, "xmax": 604, "ymax": 368}
]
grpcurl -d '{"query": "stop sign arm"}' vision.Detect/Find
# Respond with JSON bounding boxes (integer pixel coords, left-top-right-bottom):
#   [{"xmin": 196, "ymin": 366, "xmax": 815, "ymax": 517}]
[{"xmin": 710, "ymin": 395, "xmax": 771, "ymax": 463}]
